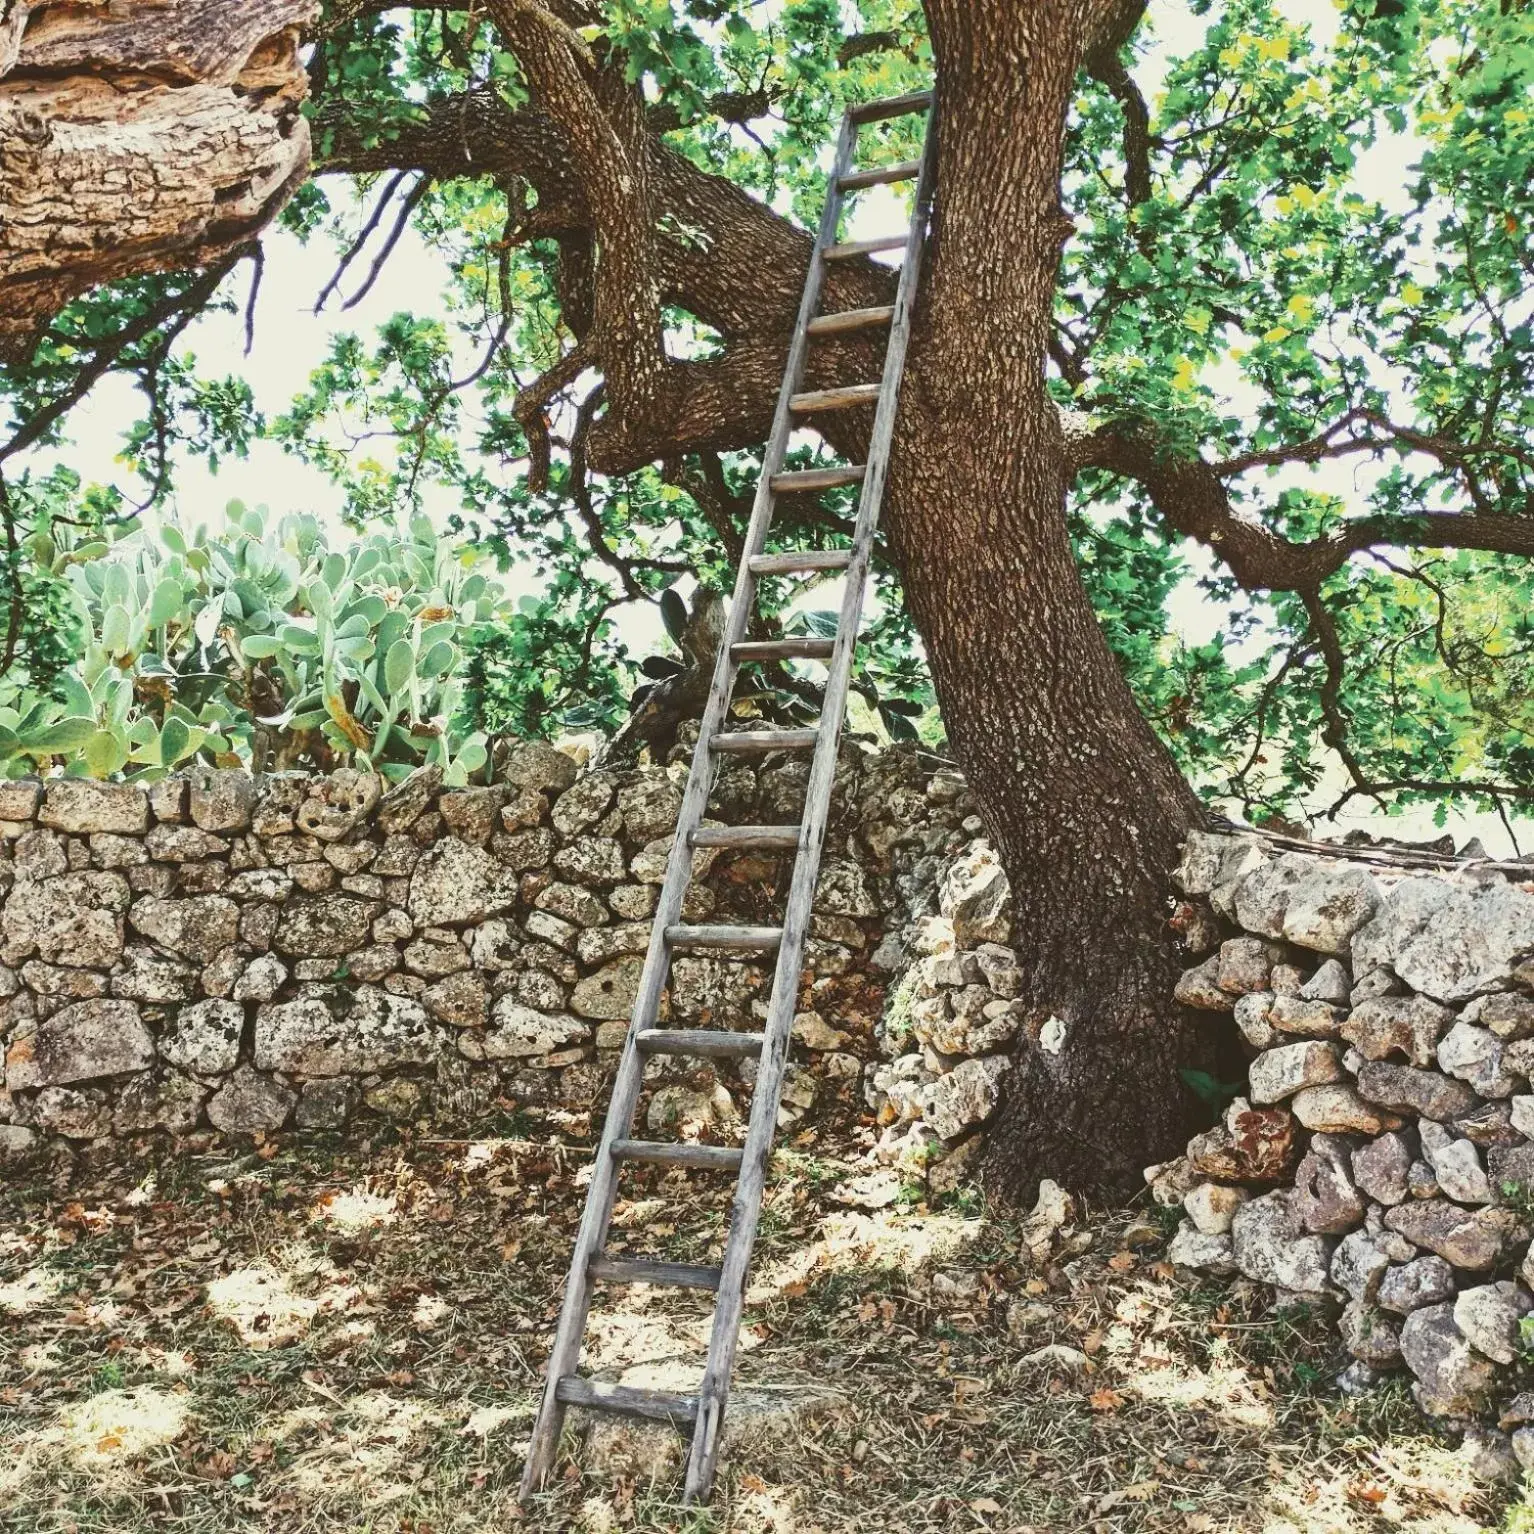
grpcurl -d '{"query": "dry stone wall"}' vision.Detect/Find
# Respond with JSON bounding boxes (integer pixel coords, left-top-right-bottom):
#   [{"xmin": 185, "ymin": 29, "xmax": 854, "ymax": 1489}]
[
  {"xmin": 0, "ymin": 741, "xmax": 1006, "ymax": 1160},
  {"xmin": 26, "ymin": 737, "xmax": 1534, "ymax": 1442},
  {"xmin": 1155, "ymin": 828, "xmax": 1534, "ymax": 1466}
]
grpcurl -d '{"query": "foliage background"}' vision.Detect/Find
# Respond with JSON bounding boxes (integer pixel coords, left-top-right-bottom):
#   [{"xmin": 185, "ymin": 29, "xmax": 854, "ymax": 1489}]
[{"xmin": 1, "ymin": 0, "xmax": 1531, "ymax": 838}]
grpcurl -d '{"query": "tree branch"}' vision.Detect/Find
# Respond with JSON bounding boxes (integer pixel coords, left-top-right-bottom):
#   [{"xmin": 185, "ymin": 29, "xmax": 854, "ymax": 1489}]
[
  {"xmin": 1072, "ymin": 421, "xmax": 1534, "ymax": 592},
  {"xmin": 315, "ymin": 168, "xmax": 412, "ymax": 312},
  {"xmin": 340, "ymin": 173, "xmax": 430, "ymax": 310},
  {"xmin": 1083, "ymin": 1, "xmax": 1152, "ymax": 209},
  {"xmin": 313, "ymin": 87, "xmax": 894, "ymax": 475},
  {"xmin": 1, "ymin": 250, "xmax": 250, "ymax": 464},
  {"xmin": 1211, "ymin": 407, "xmax": 1534, "ymax": 481}
]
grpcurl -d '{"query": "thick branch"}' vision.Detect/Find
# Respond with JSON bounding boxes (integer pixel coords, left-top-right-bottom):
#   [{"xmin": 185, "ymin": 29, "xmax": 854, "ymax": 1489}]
[
  {"xmin": 0, "ymin": 0, "xmax": 315, "ymax": 360},
  {"xmin": 316, "ymin": 87, "xmax": 894, "ymax": 475},
  {"xmin": 484, "ymin": 0, "xmax": 663, "ymax": 420},
  {"xmin": 1074, "ymin": 423, "xmax": 1534, "ymax": 590},
  {"xmin": 1083, "ymin": 0, "xmax": 1152, "ymax": 209}
]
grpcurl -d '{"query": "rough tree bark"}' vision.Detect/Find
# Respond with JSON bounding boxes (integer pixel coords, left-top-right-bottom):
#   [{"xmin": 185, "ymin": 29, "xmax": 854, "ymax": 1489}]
[
  {"xmin": 3, "ymin": 0, "xmax": 1217, "ymax": 1198},
  {"xmin": 0, "ymin": 0, "xmax": 315, "ymax": 361},
  {"xmin": 887, "ymin": 1, "xmax": 1206, "ymax": 1194}
]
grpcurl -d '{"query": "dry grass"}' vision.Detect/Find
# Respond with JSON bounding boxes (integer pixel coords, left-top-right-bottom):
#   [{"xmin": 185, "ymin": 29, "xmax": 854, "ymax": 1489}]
[{"xmin": 0, "ymin": 1112, "xmax": 1525, "ymax": 1534}]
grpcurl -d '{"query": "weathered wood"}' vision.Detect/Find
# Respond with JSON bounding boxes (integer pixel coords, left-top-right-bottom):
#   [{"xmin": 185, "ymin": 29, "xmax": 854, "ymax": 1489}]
[
  {"xmin": 664, "ymin": 923, "xmax": 784, "ymax": 952},
  {"xmin": 823, "ymin": 233, "xmax": 906, "ymax": 261},
  {"xmin": 682, "ymin": 103, "xmax": 939, "ymax": 1509},
  {"xmin": 839, "ymin": 159, "xmax": 921, "ymax": 192},
  {"xmin": 748, "ymin": 550, "xmax": 854, "ymax": 576},
  {"xmin": 525, "ymin": 92, "xmax": 934, "ymax": 1511},
  {"xmin": 848, "ymin": 89, "xmax": 932, "ymax": 123},
  {"xmin": 730, "ymin": 638, "xmax": 836, "ymax": 662},
  {"xmin": 588, "ymin": 1256, "xmax": 723, "ymax": 1290},
  {"xmin": 789, "ymin": 383, "xmax": 882, "ymax": 413},
  {"xmin": 636, "ymin": 1029, "xmax": 767, "ymax": 1058},
  {"xmin": 767, "ymin": 466, "xmax": 866, "ymax": 493},
  {"xmin": 610, "ymin": 1140, "xmax": 746, "ymax": 1172},
  {"xmin": 555, "ymin": 1376, "xmax": 700, "ymax": 1424},
  {"xmin": 0, "ymin": 0, "xmax": 316, "ymax": 360},
  {"xmin": 516, "ymin": 93, "xmax": 857, "ymax": 1508},
  {"xmin": 688, "ymin": 825, "xmax": 800, "ymax": 851},
  {"xmin": 807, "ymin": 305, "xmax": 894, "ymax": 336},
  {"xmin": 708, "ymin": 728, "xmax": 819, "ymax": 754}
]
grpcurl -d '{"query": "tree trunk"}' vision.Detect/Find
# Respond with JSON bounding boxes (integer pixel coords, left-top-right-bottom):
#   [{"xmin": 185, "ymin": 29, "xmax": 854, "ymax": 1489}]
[
  {"xmin": 0, "ymin": 0, "xmax": 315, "ymax": 361},
  {"xmin": 884, "ymin": 0, "xmax": 1207, "ymax": 1198}
]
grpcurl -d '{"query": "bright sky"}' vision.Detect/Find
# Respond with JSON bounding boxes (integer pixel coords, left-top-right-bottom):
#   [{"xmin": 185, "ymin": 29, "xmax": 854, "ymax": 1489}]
[{"xmin": 17, "ymin": 0, "xmax": 1520, "ymax": 854}]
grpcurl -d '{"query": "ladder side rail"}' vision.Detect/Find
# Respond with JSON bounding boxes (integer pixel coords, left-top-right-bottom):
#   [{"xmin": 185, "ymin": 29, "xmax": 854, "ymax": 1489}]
[
  {"xmin": 682, "ymin": 113, "xmax": 940, "ymax": 1503},
  {"xmin": 517, "ymin": 107, "xmax": 858, "ymax": 1503}
]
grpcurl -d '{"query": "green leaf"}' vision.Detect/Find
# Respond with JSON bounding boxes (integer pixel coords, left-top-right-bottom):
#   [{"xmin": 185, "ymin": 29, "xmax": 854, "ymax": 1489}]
[
  {"xmin": 18, "ymin": 717, "xmax": 97, "ymax": 754},
  {"xmin": 147, "ymin": 578, "xmax": 183, "ymax": 628},
  {"xmin": 82, "ymin": 728, "xmax": 130, "ymax": 777},
  {"xmin": 100, "ymin": 603, "xmax": 132, "ymax": 654},
  {"xmin": 59, "ymin": 674, "xmax": 94, "ymax": 718},
  {"xmin": 160, "ymin": 716, "xmax": 194, "ymax": 766},
  {"xmin": 307, "ymin": 580, "xmax": 332, "ymax": 620},
  {"xmin": 384, "ymin": 637, "xmax": 415, "ymax": 693},
  {"xmin": 417, "ymin": 640, "xmax": 454, "ymax": 680}
]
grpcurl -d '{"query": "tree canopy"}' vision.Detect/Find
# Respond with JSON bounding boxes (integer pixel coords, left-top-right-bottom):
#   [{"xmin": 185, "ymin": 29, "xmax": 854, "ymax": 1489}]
[{"xmin": 2, "ymin": 0, "xmax": 1532, "ymax": 836}]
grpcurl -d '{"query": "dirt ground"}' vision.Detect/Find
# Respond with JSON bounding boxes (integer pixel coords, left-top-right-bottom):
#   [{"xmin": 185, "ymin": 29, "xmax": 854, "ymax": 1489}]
[{"xmin": 0, "ymin": 1109, "xmax": 1527, "ymax": 1534}]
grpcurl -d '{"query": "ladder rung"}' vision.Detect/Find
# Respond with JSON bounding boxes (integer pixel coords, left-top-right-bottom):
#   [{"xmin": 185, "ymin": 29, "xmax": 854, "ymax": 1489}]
[
  {"xmin": 665, "ymin": 923, "xmax": 784, "ymax": 952},
  {"xmin": 848, "ymin": 90, "xmax": 932, "ymax": 124},
  {"xmin": 636, "ymin": 1029, "xmax": 767, "ymax": 1059},
  {"xmin": 807, "ymin": 305, "xmax": 894, "ymax": 337},
  {"xmin": 589, "ymin": 1256, "xmax": 723, "ymax": 1291},
  {"xmin": 555, "ymin": 1375, "xmax": 700, "ymax": 1424},
  {"xmin": 790, "ymin": 384, "xmax": 881, "ymax": 413},
  {"xmin": 839, "ymin": 159, "xmax": 921, "ymax": 192},
  {"xmin": 749, "ymin": 550, "xmax": 854, "ymax": 577},
  {"xmin": 823, "ymin": 234, "xmax": 906, "ymax": 261},
  {"xmin": 611, "ymin": 1139, "xmax": 747, "ymax": 1172},
  {"xmin": 709, "ymin": 728, "xmax": 818, "ymax": 754},
  {"xmin": 768, "ymin": 466, "xmax": 865, "ymax": 494},
  {"xmin": 731, "ymin": 638, "xmax": 836, "ymax": 662},
  {"xmin": 690, "ymin": 825, "xmax": 800, "ymax": 851}
]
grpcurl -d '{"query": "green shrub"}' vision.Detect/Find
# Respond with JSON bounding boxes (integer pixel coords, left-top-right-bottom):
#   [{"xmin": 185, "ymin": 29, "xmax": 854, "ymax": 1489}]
[{"xmin": 0, "ymin": 499, "xmax": 517, "ymax": 783}]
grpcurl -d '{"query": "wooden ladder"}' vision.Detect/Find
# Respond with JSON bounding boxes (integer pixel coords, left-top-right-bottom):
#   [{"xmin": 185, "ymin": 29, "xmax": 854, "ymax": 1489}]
[{"xmin": 519, "ymin": 87, "xmax": 937, "ymax": 1506}]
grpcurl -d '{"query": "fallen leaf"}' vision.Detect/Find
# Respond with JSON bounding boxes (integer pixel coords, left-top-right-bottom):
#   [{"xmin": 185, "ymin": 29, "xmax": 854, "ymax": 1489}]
[
  {"xmin": 1088, "ymin": 1387, "xmax": 1124, "ymax": 1412},
  {"xmin": 1348, "ymin": 1482, "xmax": 1388, "ymax": 1505}
]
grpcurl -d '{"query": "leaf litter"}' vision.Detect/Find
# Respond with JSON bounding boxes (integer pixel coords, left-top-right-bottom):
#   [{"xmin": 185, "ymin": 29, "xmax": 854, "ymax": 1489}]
[{"xmin": 0, "ymin": 1109, "xmax": 1518, "ymax": 1533}]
